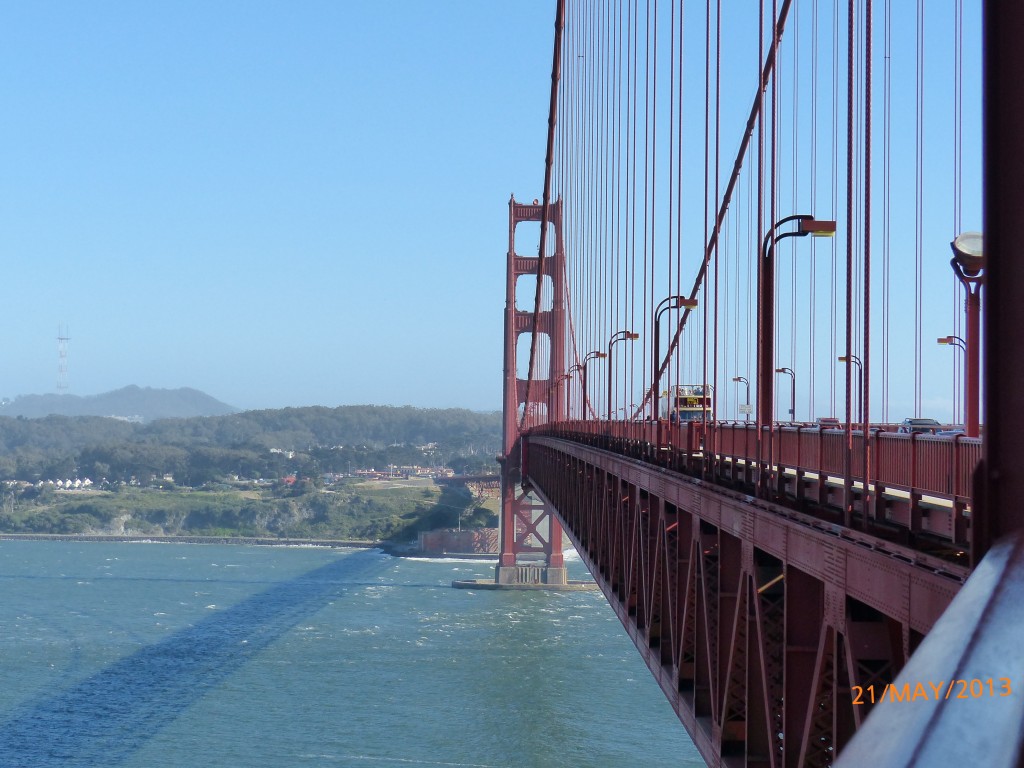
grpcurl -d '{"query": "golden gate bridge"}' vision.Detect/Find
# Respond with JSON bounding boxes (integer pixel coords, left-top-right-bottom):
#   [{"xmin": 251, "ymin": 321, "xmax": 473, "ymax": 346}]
[{"xmin": 494, "ymin": 2, "xmax": 1023, "ymax": 766}]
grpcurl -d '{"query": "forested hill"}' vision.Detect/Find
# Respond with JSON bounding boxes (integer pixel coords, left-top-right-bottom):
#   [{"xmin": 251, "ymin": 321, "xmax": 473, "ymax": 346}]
[
  {"xmin": 0, "ymin": 405, "xmax": 502, "ymax": 483},
  {"xmin": 0, "ymin": 385, "xmax": 237, "ymax": 421}
]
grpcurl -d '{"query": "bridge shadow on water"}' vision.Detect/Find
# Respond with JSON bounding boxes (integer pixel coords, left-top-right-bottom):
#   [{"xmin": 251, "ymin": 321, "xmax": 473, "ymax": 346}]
[{"xmin": 0, "ymin": 549, "xmax": 389, "ymax": 767}]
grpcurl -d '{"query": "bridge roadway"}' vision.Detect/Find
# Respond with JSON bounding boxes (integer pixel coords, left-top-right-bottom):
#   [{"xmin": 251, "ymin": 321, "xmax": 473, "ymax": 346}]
[
  {"xmin": 534, "ymin": 419, "xmax": 978, "ymax": 564},
  {"xmin": 519, "ymin": 423, "xmax": 974, "ymax": 767}
]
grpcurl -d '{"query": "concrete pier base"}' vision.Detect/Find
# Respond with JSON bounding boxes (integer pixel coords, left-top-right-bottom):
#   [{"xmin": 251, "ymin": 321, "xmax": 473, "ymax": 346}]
[
  {"xmin": 453, "ymin": 563, "xmax": 597, "ymax": 591},
  {"xmin": 495, "ymin": 563, "xmax": 566, "ymax": 585}
]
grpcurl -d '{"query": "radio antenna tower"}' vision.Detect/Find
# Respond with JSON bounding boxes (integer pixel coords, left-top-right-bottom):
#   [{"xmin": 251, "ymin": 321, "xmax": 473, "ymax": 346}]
[{"xmin": 57, "ymin": 323, "xmax": 70, "ymax": 394}]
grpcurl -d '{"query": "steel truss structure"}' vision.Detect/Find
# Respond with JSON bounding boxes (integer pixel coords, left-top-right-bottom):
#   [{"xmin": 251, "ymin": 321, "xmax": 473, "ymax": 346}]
[{"xmin": 524, "ymin": 435, "xmax": 964, "ymax": 768}]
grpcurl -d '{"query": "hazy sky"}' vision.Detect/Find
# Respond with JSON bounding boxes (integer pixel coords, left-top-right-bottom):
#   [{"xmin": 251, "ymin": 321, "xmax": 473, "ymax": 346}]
[
  {"xmin": 0, "ymin": 2, "xmax": 553, "ymax": 411},
  {"xmin": 0, "ymin": 2, "xmax": 982, "ymax": 423}
]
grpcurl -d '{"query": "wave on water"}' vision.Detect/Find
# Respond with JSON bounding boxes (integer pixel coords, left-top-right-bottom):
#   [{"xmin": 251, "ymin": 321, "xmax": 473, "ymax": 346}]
[
  {"xmin": 0, "ymin": 549, "xmax": 390, "ymax": 767},
  {"xmin": 402, "ymin": 557, "xmax": 496, "ymax": 565},
  {"xmin": 297, "ymin": 755, "xmax": 502, "ymax": 767}
]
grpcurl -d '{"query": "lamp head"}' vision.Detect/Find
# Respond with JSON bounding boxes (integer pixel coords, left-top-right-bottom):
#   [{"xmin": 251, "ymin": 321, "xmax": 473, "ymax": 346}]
[
  {"xmin": 951, "ymin": 232, "xmax": 984, "ymax": 277},
  {"xmin": 799, "ymin": 218, "xmax": 837, "ymax": 237}
]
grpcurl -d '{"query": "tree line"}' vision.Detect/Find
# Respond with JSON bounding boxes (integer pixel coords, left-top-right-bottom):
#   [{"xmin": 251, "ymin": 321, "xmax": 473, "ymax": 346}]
[{"xmin": 0, "ymin": 405, "xmax": 501, "ymax": 485}]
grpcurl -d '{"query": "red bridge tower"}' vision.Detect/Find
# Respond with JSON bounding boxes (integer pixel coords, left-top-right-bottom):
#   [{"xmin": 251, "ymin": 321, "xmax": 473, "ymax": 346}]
[{"xmin": 495, "ymin": 196, "xmax": 567, "ymax": 587}]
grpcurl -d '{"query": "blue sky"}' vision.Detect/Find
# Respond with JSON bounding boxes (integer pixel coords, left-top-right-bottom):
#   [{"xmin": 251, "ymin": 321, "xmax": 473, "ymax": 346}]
[
  {"xmin": 547, "ymin": 0, "xmax": 982, "ymax": 426},
  {"xmin": 0, "ymin": 2, "xmax": 554, "ymax": 411},
  {"xmin": 0, "ymin": 2, "xmax": 982, "ymax": 424}
]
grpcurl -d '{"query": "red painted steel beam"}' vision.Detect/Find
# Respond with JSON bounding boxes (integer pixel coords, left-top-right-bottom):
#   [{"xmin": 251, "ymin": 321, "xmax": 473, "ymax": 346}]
[
  {"xmin": 835, "ymin": 9, "xmax": 1024, "ymax": 760},
  {"xmin": 523, "ymin": 436, "xmax": 964, "ymax": 766},
  {"xmin": 837, "ymin": 531, "xmax": 1024, "ymax": 766},
  {"xmin": 536, "ymin": 420, "xmax": 978, "ymax": 559},
  {"xmin": 981, "ymin": 0, "xmax": 1024, "ymax": 553}
]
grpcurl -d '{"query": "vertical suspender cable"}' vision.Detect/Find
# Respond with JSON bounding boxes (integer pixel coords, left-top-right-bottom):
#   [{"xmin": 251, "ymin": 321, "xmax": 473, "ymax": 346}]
[
  {"xmin": 882, "ymin": 0, "xmax": 891, "ymax": 423},
  {"xmin": 952, "ymin": 0, "xmax": 963, "ymax": 424},
  {"xmin": 674, "ymin": 0, "xmax": 685, "ymax": 398},
  {"xmin": 917, "ymin": 0, "xmax": 925, "ymax": 415},
  {"xmin": 667, "ymin": 0, "xmax": 676, "ymax": 417},
  {"xmin": 632, "ymin": 0, "xmax": 798, "ymax": 421},
  {"xmin": 831, "ymin": 0, "xmax": 840, "ymax": 417},
  {"xmin": 771, "ymin": 0, "xmax": 779, "ymax": 423},
  {"xmin": 756, "ymin": 0, "xmax": 765, "ymax": 472},
  {"xmin": 790, "ymin": 4, "xmax": 799, "ymax": 418},
  {"xmin": 703, "ymin": 0, "xmax": 711, "ymax": 426},
  {"xmin": 843, "ymin": 0, "xmax": 855, "ymax": 527},
  {"xmin": 810, "ymin": 1, "xmax": 819, "ymax": 420},
  {"xmin": 863, "ymin": 0, "xmax": 873, "ymax": 514},
  {"xmin": 639, "ymin": 0, "xmax": 651, "ymax": 421},
  {"xmin": 713, "ymin": 0, "xmax": 722, "ymax": 436}
]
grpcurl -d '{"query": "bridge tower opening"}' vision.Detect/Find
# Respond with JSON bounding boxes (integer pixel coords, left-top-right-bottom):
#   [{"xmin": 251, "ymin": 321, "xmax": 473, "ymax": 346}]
[{"xmin": 495, "ymin": 196, "xmax": 568, "ymax": 587}]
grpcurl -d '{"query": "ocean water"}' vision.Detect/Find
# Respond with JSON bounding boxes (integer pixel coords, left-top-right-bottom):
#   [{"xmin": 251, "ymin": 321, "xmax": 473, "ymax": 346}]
[{"xmin": 0, "ymin": 541, "xmax": 703, "ymax": 767}]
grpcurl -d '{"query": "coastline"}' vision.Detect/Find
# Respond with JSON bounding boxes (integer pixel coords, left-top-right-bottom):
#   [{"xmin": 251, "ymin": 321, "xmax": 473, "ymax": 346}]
[
  {"xmin": 0, "ymin": 532, "xmax": 500, "ymax": 560},
  {"xmin": 0, "ymin": 532, "xmax": 380, "ymax": 548}
]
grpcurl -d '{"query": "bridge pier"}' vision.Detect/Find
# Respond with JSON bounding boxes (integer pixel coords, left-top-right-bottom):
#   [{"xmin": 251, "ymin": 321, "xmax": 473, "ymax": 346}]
[
  {"xmin": 459, "ymin": 475, "xmax": 592, "ymax": 590},
  {"xmin": 494, "ymin": 563, "xmax": 567, "ymax": 587},
  {"xmin": 460, "ymin": 195, "xmax": 593, "ymax": 592}
]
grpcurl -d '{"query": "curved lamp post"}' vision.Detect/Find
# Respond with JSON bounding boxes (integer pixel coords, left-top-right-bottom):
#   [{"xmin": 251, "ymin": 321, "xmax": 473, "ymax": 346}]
[
  {"xmin": 937, "ymin": 335, "xmax": 966, "ymax": 351},
  {"xmin": 937, "ymin": 336, "xmax": 966, "ymax": 426},
  {"xmin": 775, "ymin": 367, "xmax": 796, "ymax": 422},
  {"xmin": 757, "ymin": 215, "xmax": 836, "ymax": 430},
  {"xmin": 837, "ymin": 355, "xmax": 863, "ymax": 424},
  {"xmin": 549, "ymin": 371, "xmax": 572, "ymax": 422},
  {"xmin": 950, "ymin": 232, "xmax": 984, "ymax": 437},
  {"xmin": 732, "ymin": 375, "xmax": 750, "ymax": 421},
  {"xmin": 608, "ymin": 330, "xmax": 639, "ymax": 423},
  {"xmin": 653, "ymin": 296, "xmax": 699, "ymax": 420},
  {"xmin": 580, "ymin": 351, "xmax": 606, "ymax": 420},
  {"xmin": 566, "ymin": 363, "xmax": 583, "ymax": 419}
]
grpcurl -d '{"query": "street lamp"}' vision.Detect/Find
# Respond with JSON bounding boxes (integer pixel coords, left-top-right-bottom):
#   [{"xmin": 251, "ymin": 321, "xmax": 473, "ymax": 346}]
[
  {"xmin": 732, "ymin": 375, "xmax": 750, "ymax": 421},
  {"xmin": 775, "ymin": 367, "xmax": 796, "ymax": 422},
  {"xmin": 950, "ymin": 231, "xmax": 984, "ymax": 437},
  {"xmin": 837, "ymin": 355, "xmax": 863, "ymax": 424},
  {"xmin": 937, "ymin": 336, "xmax": 967, "ymax": 426},
  {"xmin": 580, "ymin": 351, "xmax": 606, "ymax": 420},
  {"xmin": 566, "ymin": 363, "xmax": 584, "ymax": 418},
  {"xmin": 653, "ymin": 296, "xmax": 699, "ymax": 421},
  {"xmin": 549, "ymin": 371, "xmax": 572, "ymax": 422},
  {"xmin": 608, "ymin": 330, "xmax": 639, "ymax": 423},
  {"xmin": 757, "ymin": 215, "xmax": 836, "ymax": 430},
  {"xmin": 937, "ymin": 335, "xmax": 967, "ymax": 351}
]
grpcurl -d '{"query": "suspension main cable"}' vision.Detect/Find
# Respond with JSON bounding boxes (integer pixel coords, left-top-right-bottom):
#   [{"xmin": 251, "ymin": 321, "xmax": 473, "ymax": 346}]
[{"xmin": 520, "ymin": 0, "xmax": 566, "ymax": 431}]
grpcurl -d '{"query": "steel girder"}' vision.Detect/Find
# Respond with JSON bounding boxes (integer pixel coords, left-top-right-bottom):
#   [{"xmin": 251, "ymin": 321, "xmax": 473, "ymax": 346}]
[{"xmin": 524, "ymin": 436, "xmax": 965, "ymax": 768}]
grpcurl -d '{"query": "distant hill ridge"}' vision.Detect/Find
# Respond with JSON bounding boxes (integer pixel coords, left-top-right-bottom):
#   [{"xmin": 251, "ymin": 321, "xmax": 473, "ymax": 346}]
[{"xmin": 0, "ymin": 386, "xmax": 238, "ymax": 422}]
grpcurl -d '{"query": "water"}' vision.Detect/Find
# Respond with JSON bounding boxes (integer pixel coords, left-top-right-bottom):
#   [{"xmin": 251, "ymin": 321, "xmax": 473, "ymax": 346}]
[{"xmin": 0, "ymin": 541, "xmax": 703, "ymax": 767}]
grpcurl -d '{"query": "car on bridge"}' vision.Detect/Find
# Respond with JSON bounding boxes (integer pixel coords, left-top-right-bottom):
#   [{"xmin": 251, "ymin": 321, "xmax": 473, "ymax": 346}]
[{"xmin": 898, "ymin": 417, "xmax": 942, "ymax": 434}]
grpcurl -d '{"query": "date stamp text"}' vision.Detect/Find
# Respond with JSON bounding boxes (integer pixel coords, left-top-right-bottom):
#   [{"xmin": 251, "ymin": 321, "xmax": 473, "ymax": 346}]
[{"xmin": 852, "ymin": 678, "xmax": 1013, "ymax": 705}]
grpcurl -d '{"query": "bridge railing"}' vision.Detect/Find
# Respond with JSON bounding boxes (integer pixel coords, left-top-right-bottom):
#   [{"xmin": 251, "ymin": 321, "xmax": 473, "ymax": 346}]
[{"xmin": 531, "ymin": 419, "xmax": 981, "ymax": 555}]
